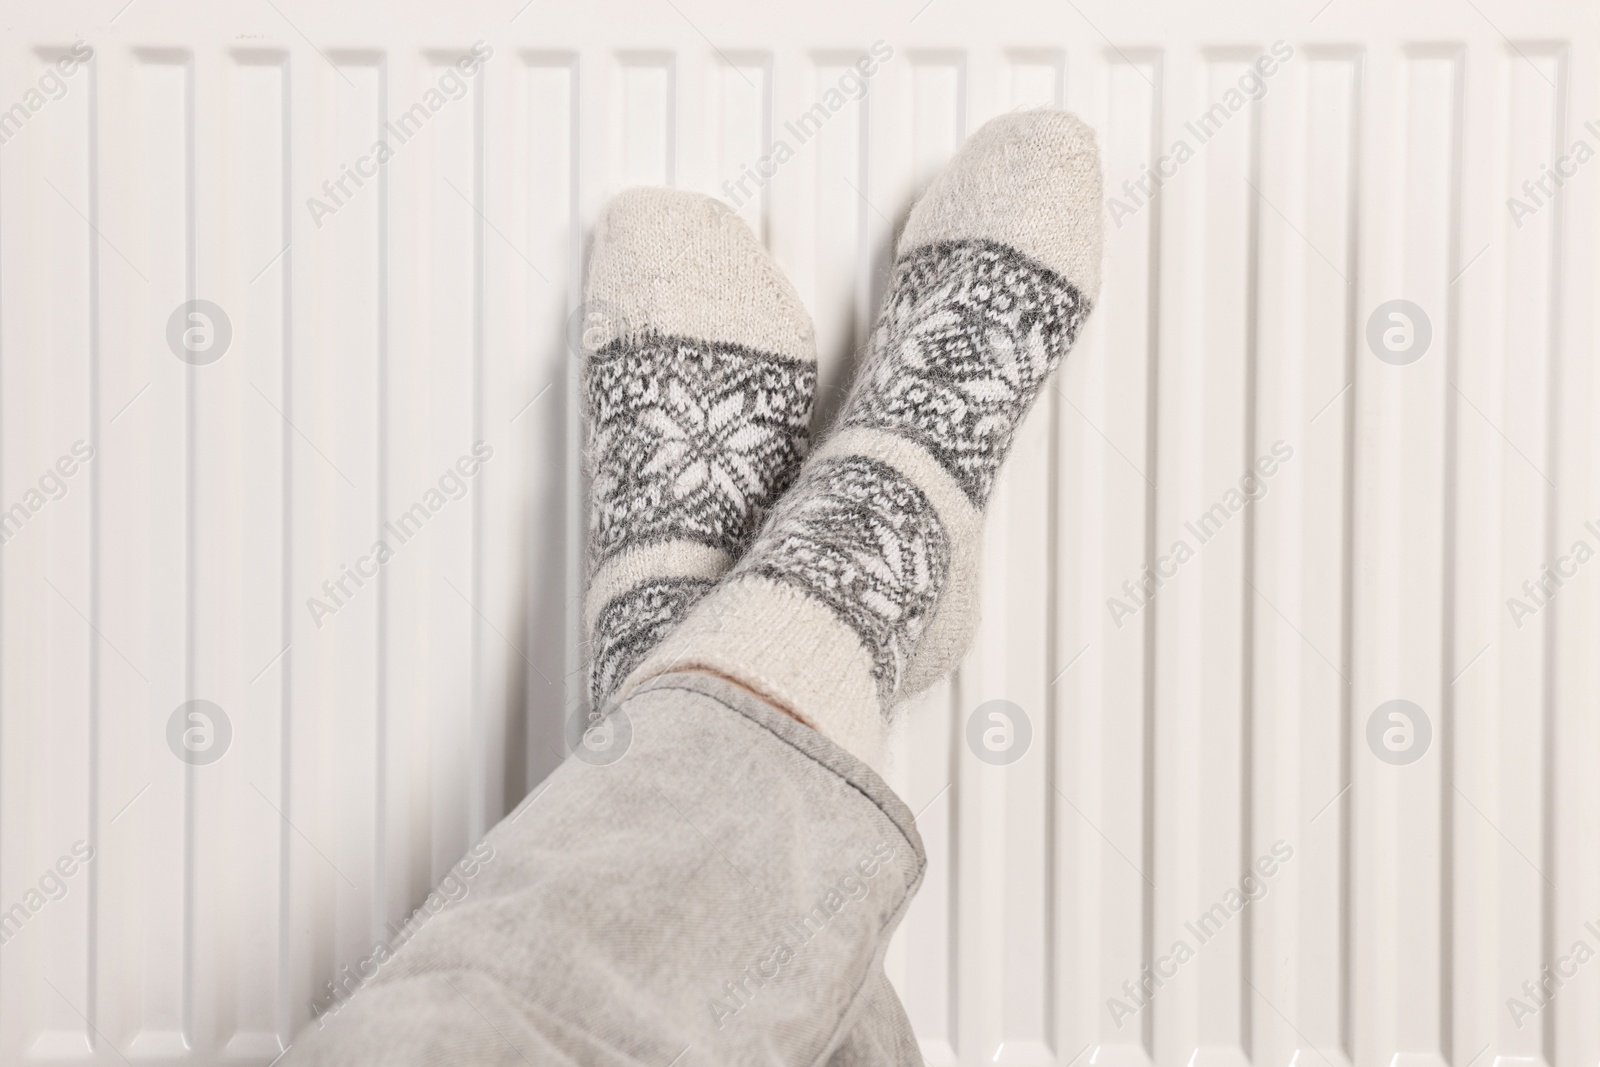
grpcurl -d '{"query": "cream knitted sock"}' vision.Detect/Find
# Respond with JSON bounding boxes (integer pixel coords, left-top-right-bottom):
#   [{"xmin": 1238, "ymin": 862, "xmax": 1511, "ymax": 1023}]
[
  {"xmin": 583, "ymin": 189, "xmax": 817, "ymax": 710},
  {"xmin": 623, "ymin": 110, "xmax": 1103, "ymax": 765}
]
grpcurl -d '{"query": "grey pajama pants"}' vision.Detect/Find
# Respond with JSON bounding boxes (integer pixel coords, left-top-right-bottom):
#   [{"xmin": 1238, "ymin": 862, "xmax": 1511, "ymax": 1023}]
[{"xmin": 281, "ymin": 672, "xmax": 927, "ymax": 1066}]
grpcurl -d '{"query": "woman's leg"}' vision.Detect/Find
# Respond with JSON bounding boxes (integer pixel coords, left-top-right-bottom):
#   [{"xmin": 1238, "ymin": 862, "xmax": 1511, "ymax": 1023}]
[
  {"xmin": 284, "ymin": 107, "xmax": 1101, "ymax": 1065},
  {"xmin": 282, "ymin": 671, "xmax": 925, "ymax": 1066}
]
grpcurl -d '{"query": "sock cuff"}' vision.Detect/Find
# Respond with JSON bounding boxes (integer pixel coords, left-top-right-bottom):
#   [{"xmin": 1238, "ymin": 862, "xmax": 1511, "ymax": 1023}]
[{"xmin": 622, "ymin": 575, "xmax": 885, "ymax": 769}]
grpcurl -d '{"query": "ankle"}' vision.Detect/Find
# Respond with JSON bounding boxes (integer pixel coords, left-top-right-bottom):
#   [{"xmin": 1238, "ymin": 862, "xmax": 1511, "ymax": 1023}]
[{"xmin": 679, "ymin": 667, "xmax": 812, "ymax": 726}]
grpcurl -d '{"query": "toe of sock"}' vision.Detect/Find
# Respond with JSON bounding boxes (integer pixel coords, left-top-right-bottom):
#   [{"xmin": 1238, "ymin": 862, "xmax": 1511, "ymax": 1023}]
[
  {"xmin": 900, "ymin": 109, "xmax": 1103, "ymax": 302},
  {"xmin": 587, "ymin": 188, "xmax": 815, "ymax": 364}
]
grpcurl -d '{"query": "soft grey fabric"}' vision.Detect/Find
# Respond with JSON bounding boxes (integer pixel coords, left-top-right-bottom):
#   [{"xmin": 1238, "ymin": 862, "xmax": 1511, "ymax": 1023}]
[
  {"xmin": 823, "ymin": 970, "xmax": 925, "ymax": 1067},
  {"xmin": 281, "ymin": 671, "xmax": 927, "ymax": 1067}
]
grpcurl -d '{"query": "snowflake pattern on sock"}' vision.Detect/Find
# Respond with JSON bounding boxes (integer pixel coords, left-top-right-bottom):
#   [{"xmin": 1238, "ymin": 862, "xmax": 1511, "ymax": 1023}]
[
  {"xmin": 740, "ymin": 456, "xmax": 951, "ymax": 704},
  {"xmin": 589, "ymin": 577, "xmax": 717, "ymax": 710},
  {"xmin": 585, "ymin": 333, "xmax": 815, "ymax": 574},
  {"xmin": 843, "ymin": 239, "xmax": 1091, "ymax": 506}
]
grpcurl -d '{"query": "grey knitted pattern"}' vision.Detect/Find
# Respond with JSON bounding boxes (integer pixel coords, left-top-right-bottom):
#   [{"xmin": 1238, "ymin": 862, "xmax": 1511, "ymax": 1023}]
[
  {"xmin": 586, "ymin": 331, "xmax": 813, "ymax": 706},
  {"xmin": 585, "ymin": 333, "xmax": 815, "ymax": 574},
  {"xmin": 740, "ymin": 456, "xmax": 950, "ymax": 703},
  {"xmin": 589, "ymin": 577, "xmax": 717, "ymax": 709},
  {"xmin": 843, "ymin": 239, "xmax": 1091, "ymax": 505},
  {"xmin": 730, "ymin": 240, "xmax": 1087, "ymax": 703}
]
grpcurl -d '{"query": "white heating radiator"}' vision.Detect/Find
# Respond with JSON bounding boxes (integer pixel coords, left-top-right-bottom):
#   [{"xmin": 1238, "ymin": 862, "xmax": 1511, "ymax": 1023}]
[{"xmin": 1, "ymin": 0, "xmax": 1596, "ymax": 1063}]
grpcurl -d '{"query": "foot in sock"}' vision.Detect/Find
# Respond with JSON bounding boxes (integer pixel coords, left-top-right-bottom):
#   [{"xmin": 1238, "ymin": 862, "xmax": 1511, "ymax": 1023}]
[
  {"xmin": 583, "ymin": 189, "xmax": 817, "ymax": 711},
  {"xmin": 623, "ymin": 110, "xmax": 1104, "ymax": 766}
]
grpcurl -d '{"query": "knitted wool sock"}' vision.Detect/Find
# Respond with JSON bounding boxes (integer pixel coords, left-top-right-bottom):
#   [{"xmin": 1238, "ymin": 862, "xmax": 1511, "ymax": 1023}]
[
  {"xmin": 583, "ymin": 189, "xmax": 817, "ymax": 711},
  {"xmin": 622, "ymin": 110, "xmax": 1103, "ymax": 765}
]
